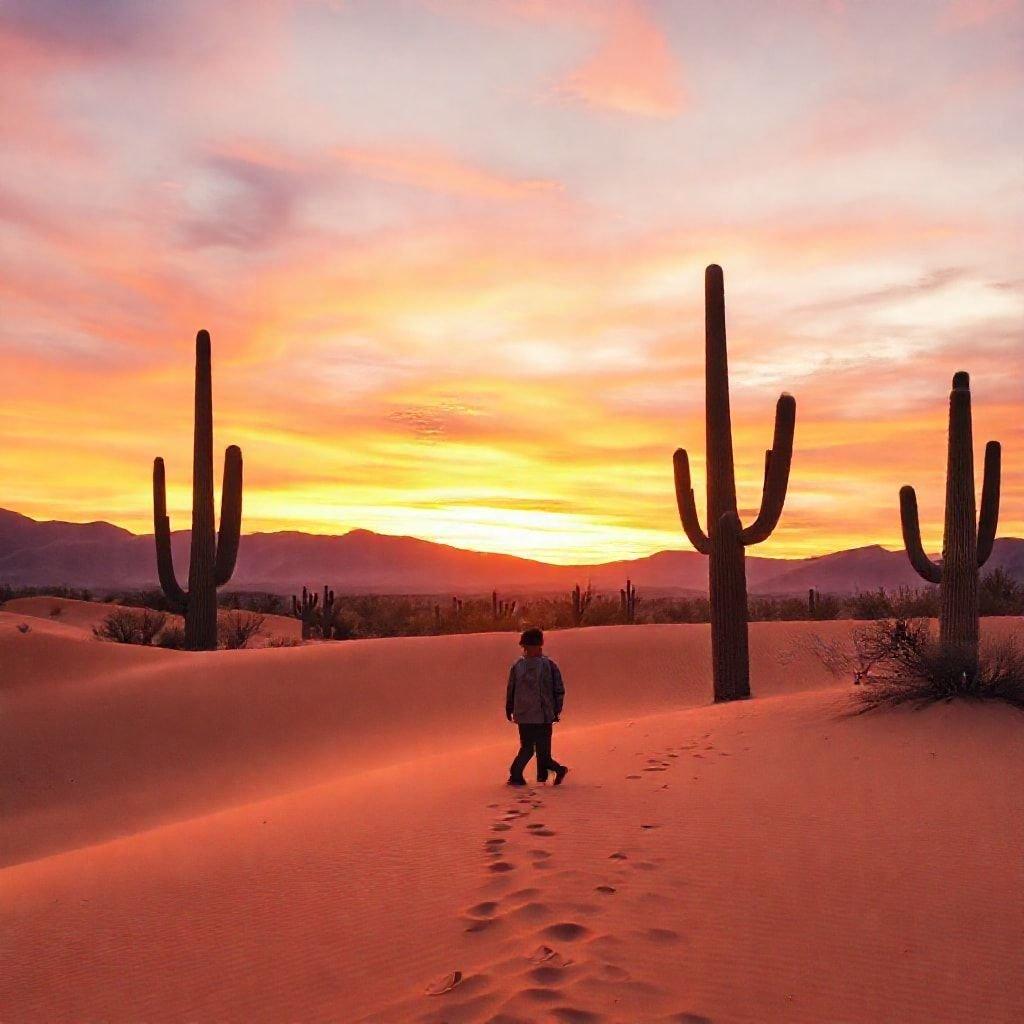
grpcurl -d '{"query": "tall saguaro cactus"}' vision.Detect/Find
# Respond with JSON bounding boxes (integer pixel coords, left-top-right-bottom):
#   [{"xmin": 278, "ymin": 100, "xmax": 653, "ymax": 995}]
[
  {"xmin": 153, "ymin": 331, "xmax": 243, "ymax": 651},
  {"xmin": 899, "ymin": 371, "xmax": 1001, "ymax": 673},
  {"xmin": 673, "ymin": 265, "xmax": 796, "ymax": 702}
]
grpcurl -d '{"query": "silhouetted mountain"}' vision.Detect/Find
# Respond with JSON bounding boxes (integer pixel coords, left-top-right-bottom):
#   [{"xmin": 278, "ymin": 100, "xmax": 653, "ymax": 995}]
[{"xmin": 0, "ymin": 508, "xmax": 1021, "ymax": 596}]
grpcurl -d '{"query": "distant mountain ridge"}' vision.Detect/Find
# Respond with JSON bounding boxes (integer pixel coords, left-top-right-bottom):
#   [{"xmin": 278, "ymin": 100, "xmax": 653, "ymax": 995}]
[{"xmin": 1, "ymin": 507, "xmax": 1021, "ymax": 596}]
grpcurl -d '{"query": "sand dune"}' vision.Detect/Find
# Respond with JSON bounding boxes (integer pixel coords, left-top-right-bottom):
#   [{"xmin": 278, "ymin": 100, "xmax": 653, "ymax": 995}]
[
  {"xmin": 3, "ymin": 618, "xmax": 1022, "ymax": 1022},
  {"xmin": 2, "ymin": 595, "xmax": 301, "ymax": 646}
]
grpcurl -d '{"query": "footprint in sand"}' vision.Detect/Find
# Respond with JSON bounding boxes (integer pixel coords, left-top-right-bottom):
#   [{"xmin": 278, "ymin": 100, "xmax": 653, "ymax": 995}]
[
  {"xmin": 550, "ymin": 1008, "xmax": 601, "ymax": 1023},
  {"xmin": 609, "ymin": 851, "xmax": 628, "ymax": 860},
  {"xmin": 507, "ymin": 888, "xmax": 543, "ymax": 902},
  {"xmin": 529, "ymin": 945, "xmax": 573, "ymax": 967},
  {"xmin": 643, "ymin": 767, "xmax": 668, "ymax": 772},
  {"xmin": 518, "ymin": 987, "xmax": 561, "ymax": 1003},
  {"xmin": 509, "ymin": 902, "xmax": 553, "ymax": 924},
  {"xmin": 464, "ymin": 918, "xmax": 500, "ymax": 933},
  {"xmin": 640, "ymin": 823, "xmax": 660, "ymax": 830},
  {"xmin": 626, "ymin": 774, "xmax": 642, "ymax": 780},
  {"xmin": 641, "ymin": 927, "xmax": 681, "ymax": 943},
  {"xmin": 529, "ymin": 964, "xmax": 570, "ymax": 985},
  {"xmin": 489, "ymin": 861, "xmax": 516, "ymax": 873},
  {"xmin": 531, "ymin": 828, "xmax": 556, "ymax": 837},
  {"xmin": 540, "ymin": 922, "xmax": 591, "ymax": 941},
  {"xmin": 467, "ymin": 901, "xmax": 500, "ymax": 918},
  {"xmin": 492, "ymin": 823, "xmax": 513, "ymax": 832},
  {"xmin": 594, "ymin": 885, "xmax": 617, "ymax": 895}
]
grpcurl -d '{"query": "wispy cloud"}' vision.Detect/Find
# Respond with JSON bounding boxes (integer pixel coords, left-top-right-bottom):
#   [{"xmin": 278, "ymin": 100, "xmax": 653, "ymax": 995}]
[
  {"xmin": 555, "ymin": 2, "xmax": 685, "ymax": 118},
  {"xmin": 332, "ymin": 144, "xmax": 564, "ymax": 202}
]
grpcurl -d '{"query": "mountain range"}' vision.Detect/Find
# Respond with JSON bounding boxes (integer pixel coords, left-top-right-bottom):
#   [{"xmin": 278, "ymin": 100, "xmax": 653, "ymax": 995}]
[{"xmin": 1, "ymin": 508, "xmax": 1021, "ymax": 597}]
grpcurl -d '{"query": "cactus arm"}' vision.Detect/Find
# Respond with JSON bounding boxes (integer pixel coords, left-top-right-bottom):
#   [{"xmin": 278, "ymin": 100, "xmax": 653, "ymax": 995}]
[
  {"xmin": 673, "ymin": 449, "xmax": 711, "ymax": 555},
  {"xmin": 153, "ymin": 457, "xmax": 188, "ymax": 612},
  {"xmin": 976, "ymin": 440, "xmax": 1001, "ymax": 566},
  {"xmin": 215, "ymin": 445, "xmax": 243, "ymax": 586},
  {"xmin": 742, "ymin": 393, "xmax": 796, "ymax": 546},
  {"xmin": 899, "ymin": 485, "xmax": 943, "ymax": 584}
]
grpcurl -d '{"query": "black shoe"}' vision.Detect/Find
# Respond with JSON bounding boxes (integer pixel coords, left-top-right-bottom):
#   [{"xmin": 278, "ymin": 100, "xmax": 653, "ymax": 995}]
[
  {"xmin": 507, "ymin": 777, "xmax": 527, "ymax": 787},
  {"xmin": 537, "ymin": 775, "xmax": 548, "ymax": 784},
  {"xmin": 553, "ymin": 766, "xmax": 569, "ymax": 786}
]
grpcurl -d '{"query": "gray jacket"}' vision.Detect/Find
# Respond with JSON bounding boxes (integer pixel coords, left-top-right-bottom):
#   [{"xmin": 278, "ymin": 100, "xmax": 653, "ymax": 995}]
[{"xmin": 506, "ymin": 655, "xmax": 565, "ymax": 725}]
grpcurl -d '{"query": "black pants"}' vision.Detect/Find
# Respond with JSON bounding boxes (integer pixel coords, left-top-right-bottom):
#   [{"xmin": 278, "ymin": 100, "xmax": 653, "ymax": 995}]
[{"xmin": 510, "ymin": 723, "xmax": 563, "ymax": 783}]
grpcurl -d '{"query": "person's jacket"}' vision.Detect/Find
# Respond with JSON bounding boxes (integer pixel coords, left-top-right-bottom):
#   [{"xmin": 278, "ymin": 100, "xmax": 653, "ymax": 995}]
[{"xmin": 506, "ymin": 655, "xmax": 564, "ymax": 724}]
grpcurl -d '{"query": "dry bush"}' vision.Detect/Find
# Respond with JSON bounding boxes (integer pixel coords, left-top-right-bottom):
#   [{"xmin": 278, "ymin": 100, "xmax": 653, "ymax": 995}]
[
  {"xmin": 851, "ymin": 618, "xmax": 1024, "ymax": 711},
  {"xmin": 157, "ymin": 626, "xmax": 186, "ymax": 649},
  {"xmin": 218, "ymin": 610, "xmax": 266, "ymax": 650},
  {"xmin": 94, "ymin": 608, "xmax": 168, "ymax": 645},
  {"xmin": 266, "ymin": 635, "xmax": 302, "ymax": 648}
]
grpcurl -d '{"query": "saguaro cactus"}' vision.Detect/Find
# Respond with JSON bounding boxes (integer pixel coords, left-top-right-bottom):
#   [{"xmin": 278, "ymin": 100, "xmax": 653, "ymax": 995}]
[
  {"xmin": 571, "ymin": 583, "xmax": 592, "ymax": 626},
  {"xmin": 673, "ymin": 265, "xmax": 796, "ymax": 702},
  {"xmin": 492, "ymin": 591, "xmax": 517, "ymax": 623},
  {"xmin": 319, "ymin": 585, "xmax": 336, "ymax": 640},
  {"xmin": 292, "ymin": 586, "xmax": 320, "ymax": 640},
  {"xmin": 899, "ymin": 371, "xmax": 1001, "ymax": 673},
  {"xmin": 153, "ymin": 330, "xmax": 242, "ymax": 651},
  {"xmin": 620, "ymin": 579, "xmax": 638, "ymax": 624}
]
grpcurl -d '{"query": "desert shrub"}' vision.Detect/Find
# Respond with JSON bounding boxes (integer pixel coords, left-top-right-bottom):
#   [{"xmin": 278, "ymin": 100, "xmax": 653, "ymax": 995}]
[
  {"xmin": 220, "ymin": 592, "xmax": 285, "ymax": 615},
  {"xmin": 851, "ymin": 618, "xmax": 1024, "ymax": 710},
  {"xmin": 16, "ymin": 622, "xmax": 31, "ymax": 634},
  {"xmin": 94, "ymin": 608, "xmax": 168, "ymax": 645},
  {"xmin": 48, "ymin": 604, "xmax": 63, "ymax": 617},
  {"xmin": 887, "ymin": 585, "xmax": 940, "ymax": 619},
  {"xmin": 266, "ymin": 635, "xmax": 302, "ymax": 648},
  {"xmin": 980, "ymin": 568, "xmax": 1024, "ymax": 616},
  {"xmin": 218, "ymin": 611, "xmax": 266, "ymax": 650},
  {"xmin": 156, "ymin": 625, "xmax": 187, "ymax": 649},
  {"xmin": 808, "ymin": 592, "xmax": 842, "ymax": 620},
  {"xmin": 0, "ymin": 585, "xmax": 92, "ymax": 603},
  {"xmin": 845, "ymin": 589, "xmax": 895, "ymax": 620},
  {"xmin": 105, "ymin": 590, "xmax": 175, "ymax": 612}
]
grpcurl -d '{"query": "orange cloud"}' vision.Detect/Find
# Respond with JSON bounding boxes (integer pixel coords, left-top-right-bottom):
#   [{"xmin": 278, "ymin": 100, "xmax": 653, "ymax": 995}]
[
  {"xmin": 557, "ymin": 1, "xmax": 684, "ymax": 118},
  {"xmin": 332, "ymin": 145, "xmax": 563, "ymax": 202}
]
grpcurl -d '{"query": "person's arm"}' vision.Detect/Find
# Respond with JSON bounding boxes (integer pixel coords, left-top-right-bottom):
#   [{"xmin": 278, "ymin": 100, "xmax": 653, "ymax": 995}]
[
  {"xmin": 506, "ymin": 665, "xmax": 516, "ymax": 721},
  {"xmin": 550, "ymin": 660, "xmax": 565, "ymax": 720}
]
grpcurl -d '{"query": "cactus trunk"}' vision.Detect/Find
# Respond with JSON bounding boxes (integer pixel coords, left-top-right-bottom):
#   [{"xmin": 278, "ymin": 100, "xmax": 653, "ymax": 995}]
[
  {"xmin": 185, "ymin": 333, "xmax": 218, "ymax": 651},
  {"xmin": 705, "ymin": 268, "xmax": 748, "ymax": 699},
  {"xmin": 710, "ymin": 513, "xmax": 749, "ymax": 701},
  {"xmin": 153, "ymin": 331, "xmax": 243, "ymax": 652},
  {"xmin": 899, "ymin": 372, "xmax": 1001, "ymax": 677},
  {"xmin": 673, "ymin": 266, "xmax": 796, "ymax": 703},
  {"xmin": 940, "ymin": 374, "xmax": 979, "ymax": 664}
]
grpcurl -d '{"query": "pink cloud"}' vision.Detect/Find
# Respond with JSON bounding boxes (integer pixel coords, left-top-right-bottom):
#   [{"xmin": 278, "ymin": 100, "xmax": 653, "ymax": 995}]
[
  {"xmin": 939, "ymin": 0, "xmax": 1019, "ymax": 30},
  {"xmin": 556, "ymin": 1, "xmax": 685, "ymax": 118},
  {"xmin": 332, "ymin": 144, "xmax": 563, "ymax": 202}
]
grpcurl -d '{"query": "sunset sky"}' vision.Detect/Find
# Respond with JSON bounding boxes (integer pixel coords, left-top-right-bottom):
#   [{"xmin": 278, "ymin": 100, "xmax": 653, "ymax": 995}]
[{"xmin": 1, "ymin": 0, "xmax": 1021, "ymax": 563}]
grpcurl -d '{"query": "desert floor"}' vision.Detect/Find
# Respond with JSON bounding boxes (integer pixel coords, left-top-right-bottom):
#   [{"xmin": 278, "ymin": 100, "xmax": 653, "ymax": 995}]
[{"xmin": 2, "ymin": 603, "xmax": 1022, "ymax": 1023}]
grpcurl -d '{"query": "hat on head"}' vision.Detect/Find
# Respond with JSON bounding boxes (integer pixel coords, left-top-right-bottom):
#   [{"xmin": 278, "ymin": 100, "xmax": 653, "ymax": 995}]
[{"xmin": 519, "ymin": 627, "xmax": 544, "ymax": 646}]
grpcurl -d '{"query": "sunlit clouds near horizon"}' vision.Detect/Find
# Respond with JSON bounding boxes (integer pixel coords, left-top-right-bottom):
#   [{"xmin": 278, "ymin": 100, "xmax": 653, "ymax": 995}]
[{"xmin": 1, "ymin": 0, "xmax": 1021, "ymax": 563}]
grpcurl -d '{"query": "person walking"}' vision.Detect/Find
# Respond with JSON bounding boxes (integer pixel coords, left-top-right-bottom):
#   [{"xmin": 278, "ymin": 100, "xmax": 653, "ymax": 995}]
[{"xmin": 505, "ymin": 627, "xmax": 568, "ymax": 786}]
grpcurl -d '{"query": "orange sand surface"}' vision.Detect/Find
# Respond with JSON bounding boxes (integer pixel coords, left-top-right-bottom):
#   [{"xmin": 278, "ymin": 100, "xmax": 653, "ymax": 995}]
[{"xmin": 2, "ymin": 611, "xmax": 1022, "ymax": 1023}]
